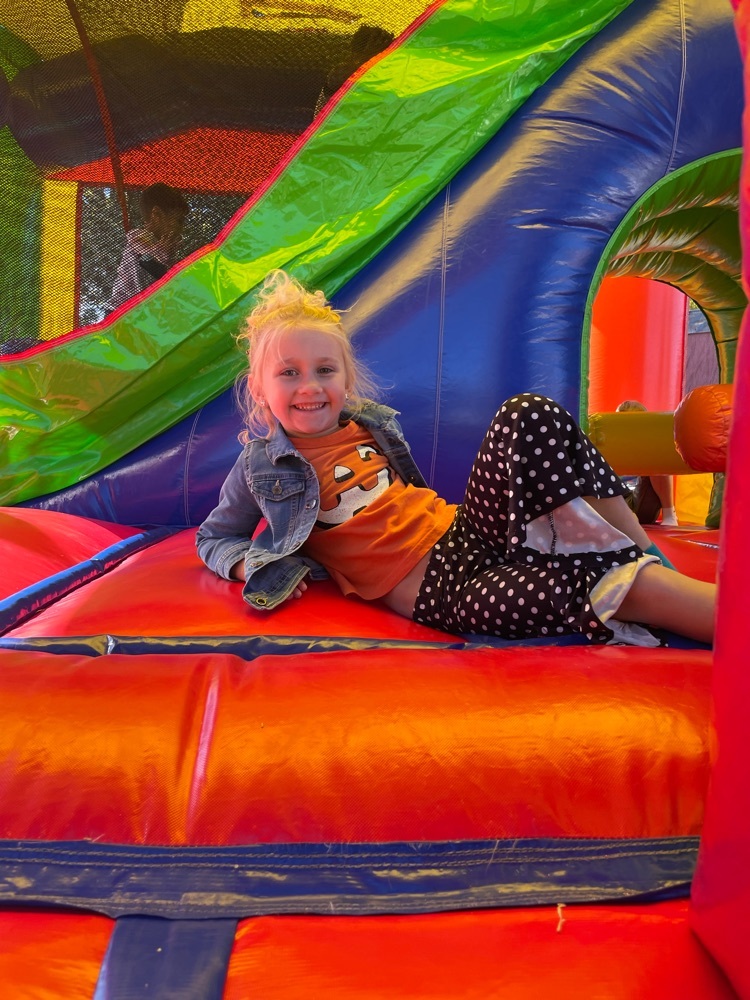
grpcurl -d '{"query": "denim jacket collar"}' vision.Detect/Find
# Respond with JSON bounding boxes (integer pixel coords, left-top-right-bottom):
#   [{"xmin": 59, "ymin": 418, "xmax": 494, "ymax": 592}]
[{"xmin": 263, "ymin": 401, "xmax": 400, "ymax": 465}]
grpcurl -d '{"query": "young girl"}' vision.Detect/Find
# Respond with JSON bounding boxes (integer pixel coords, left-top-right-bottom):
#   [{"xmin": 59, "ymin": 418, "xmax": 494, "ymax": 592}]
[
  {"xmin": 196, "ymin": 270, "xmax": 716, "ymax": 645},
  {"xmin": 107, "ymin": 183, "xmax": 188, "ymax": 313}
]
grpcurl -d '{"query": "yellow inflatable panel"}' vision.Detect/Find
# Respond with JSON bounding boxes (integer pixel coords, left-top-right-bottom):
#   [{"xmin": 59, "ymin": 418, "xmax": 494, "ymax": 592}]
[
  {"xmin": 675, "ymin": 473, "xmax": 713, "ymax": 526},
  {"xmin": 587, "ymin": 412, "xmax": 696, "ymax": 476}
]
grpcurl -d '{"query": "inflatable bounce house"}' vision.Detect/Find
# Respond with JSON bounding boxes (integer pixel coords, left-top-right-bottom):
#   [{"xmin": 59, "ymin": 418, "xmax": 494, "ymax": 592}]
[{"xmin": 2, "ymin": 0, "xmax": 750, "ymax": 994}]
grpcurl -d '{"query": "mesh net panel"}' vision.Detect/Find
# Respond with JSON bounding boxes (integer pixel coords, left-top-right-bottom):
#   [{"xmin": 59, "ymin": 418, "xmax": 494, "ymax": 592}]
[{"xmin": 0, "ymin": 0, "xmax": 430, "ymax": 354}]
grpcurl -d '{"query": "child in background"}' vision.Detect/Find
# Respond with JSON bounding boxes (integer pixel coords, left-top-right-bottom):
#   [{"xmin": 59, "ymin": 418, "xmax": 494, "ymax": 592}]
[
  {"xmin": 314, "ymin": 24, "xmax": 395, "ymax": 115},
  {"xmin": 107, "ymin": 183, "xmax": 189, "ymax": 313},
  {"xmin": 616, "ymin": 400, "xmax": 678, "ymax": 526},
  {"xmin": 196, "ymin": 271, "xmax": 715, "ymax": 645}
]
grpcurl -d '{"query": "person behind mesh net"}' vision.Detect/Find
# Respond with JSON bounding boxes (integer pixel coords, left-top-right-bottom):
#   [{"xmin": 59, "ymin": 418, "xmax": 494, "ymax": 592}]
[
  {"xmin": 314, "ymin": 25, "xmax": 395, "ymax": 116},
  {"xmin": 106, "ymin": 183, "xmax": 189, "ymax": 313},
  {"xmin": 616, "ymin": 400, "xmax": 678, "ymax": 527}
]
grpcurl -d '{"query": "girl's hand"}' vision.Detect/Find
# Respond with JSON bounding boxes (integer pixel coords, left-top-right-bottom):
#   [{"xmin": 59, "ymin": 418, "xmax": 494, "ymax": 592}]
[
  {"xmin": 229, "ymin": 559, "xmax": 246, "ymax": 582},
  {"xmin": 231, "ymin": 560, "xmax": 308, "ymax": 601},
  {"xmin": 231, "ymin": 559, "xmax": 308, "ymax": 601}
]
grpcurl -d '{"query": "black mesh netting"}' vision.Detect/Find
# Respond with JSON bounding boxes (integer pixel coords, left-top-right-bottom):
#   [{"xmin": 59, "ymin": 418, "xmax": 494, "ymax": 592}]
[{"xmin": 0, "ymin": 0, "xmax": 429, "ymax": 354}]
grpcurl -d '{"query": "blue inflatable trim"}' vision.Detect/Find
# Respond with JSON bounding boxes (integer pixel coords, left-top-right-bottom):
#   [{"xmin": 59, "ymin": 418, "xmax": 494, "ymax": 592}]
[
  {"xmin": 0, "ymin": 632, "xmax": 590, "ymax": 657},
  {"xmin": 0, "ymin": 630, "xmax": 707, "ymax": 656},
  {"xmin": 93, "ymin": 916, "xmax": 237, "ymax": 1000},
  {"xmin": 0, "ymin": 526, "xmax": 182, "ymax": 636},
  {"xmin": 0, "ymin": 837, "xmax": 698, "ymax": 918}
]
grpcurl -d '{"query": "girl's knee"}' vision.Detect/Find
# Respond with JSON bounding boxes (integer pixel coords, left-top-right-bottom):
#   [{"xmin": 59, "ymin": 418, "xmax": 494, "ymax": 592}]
[
  {"xmin": 501, "ymin": 393, "xmax": 560, "ymax": 413},
  {"xmin": 499, "ymin": 394, "xmax": 572, "ymax": 431}
]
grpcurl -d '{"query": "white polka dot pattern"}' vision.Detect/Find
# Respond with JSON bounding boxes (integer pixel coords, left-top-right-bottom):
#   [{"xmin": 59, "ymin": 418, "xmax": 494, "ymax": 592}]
[{"xmin": 412, "ymin": 395, "xmax": 640, "ymax": 643}]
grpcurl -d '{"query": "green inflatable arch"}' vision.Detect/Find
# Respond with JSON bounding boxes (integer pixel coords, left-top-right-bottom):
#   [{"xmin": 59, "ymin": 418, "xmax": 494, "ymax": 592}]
[{"xmin": 583, "ymin": 149, "xmax": 744, "ymax": 527}]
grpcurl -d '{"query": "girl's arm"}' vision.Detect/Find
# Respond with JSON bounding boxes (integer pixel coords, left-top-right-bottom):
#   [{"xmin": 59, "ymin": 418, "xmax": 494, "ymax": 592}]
[
  {"xmin": 226, "ymin": 557, "xmax": 310, "ymax": 602},
  {"xmin": 197, "ymin": 450, "xmax": 323, "ymax": 607},
  {"xmin": 195, "ymin": 453, "xmax": 263, "ymax": 580}
]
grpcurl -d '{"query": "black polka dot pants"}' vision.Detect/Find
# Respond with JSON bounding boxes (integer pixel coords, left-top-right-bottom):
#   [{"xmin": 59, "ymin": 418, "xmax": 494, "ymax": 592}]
[{"xmin": 413, "ymin": 395, "xmax": 642, "ymax": 643}]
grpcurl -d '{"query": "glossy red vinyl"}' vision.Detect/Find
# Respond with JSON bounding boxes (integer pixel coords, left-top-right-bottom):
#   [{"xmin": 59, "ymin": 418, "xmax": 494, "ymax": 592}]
[
  {"xmin": 223, "ymin": 901, "xmax": 736, "ymax": 1000},
  {"xmin": 0, "ymin": 911, "xmax": 112, "ymax": 1000},
  {"xmin": 0, "ymin": 644, "xmax": 710, "ymax": 845},
  {"xmin": 5, "ymin": 529, "xmax": 449, "ymax": 642},
  {"xmin": 0, "ymin": 507, "xmax": 138, "ymax": 602}
]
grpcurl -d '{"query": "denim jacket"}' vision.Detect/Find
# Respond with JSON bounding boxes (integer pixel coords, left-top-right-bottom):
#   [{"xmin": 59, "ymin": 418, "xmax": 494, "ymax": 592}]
[{"xmin": 196, "ymin": 401, "xmax": 428, "ymax": 610}]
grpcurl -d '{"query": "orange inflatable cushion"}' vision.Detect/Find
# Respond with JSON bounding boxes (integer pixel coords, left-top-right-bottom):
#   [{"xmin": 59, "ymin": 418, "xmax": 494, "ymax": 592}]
[
  {"xmin": 0, "ymin": 645, "xmax": 710, "ymax": 845},
  {"xmin": 674, "ymin": 383, "xmax": 734, "ymax": 473}
]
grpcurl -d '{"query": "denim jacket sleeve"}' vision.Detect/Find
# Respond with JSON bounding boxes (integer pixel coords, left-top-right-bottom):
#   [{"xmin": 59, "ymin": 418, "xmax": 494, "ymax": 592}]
[
  {"xmin": 195, "ymin": 450, "xmax": 264, "ymax": 580},
  {"xmin": 196, "ymin": 441, "xmax": 329, "ymax": 611}
]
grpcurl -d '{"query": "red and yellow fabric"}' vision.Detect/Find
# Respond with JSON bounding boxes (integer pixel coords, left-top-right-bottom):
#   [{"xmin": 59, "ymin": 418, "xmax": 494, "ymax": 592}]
[
  {"xmin": 0, "ymin": 642, "xmax": 710, "ymax": 846},
  {"xmin": 39, "ymin": 179, "xmax": 79, "ymax": 342}
]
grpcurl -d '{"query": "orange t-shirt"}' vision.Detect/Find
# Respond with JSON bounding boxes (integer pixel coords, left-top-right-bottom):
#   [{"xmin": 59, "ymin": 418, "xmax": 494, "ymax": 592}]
[{"xmin": 290, "ymin": 421, "xmax": 456, "ymax": 599}]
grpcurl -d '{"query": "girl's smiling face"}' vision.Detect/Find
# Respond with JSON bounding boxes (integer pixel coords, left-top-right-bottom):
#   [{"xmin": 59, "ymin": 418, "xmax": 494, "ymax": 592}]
[{"xmin": 257, "ymin": 327, "xmax": 350, "ymax": 438}]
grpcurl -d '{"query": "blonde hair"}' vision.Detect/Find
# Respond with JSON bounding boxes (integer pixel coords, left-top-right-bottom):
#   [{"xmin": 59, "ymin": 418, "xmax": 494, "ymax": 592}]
[
  {"xmin": 236, "ymin": 269, "xmax": 378, "ymax": 439},
  {"xmin": 616, "ymin": 399, "xmax": 648, "ymax": 412}
]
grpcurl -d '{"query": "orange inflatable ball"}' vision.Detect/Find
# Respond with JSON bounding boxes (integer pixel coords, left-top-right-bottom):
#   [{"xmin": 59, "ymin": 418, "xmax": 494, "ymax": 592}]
[{"xmin": 674, "ymin": 384, "xmax": 733, "ymax": 473}]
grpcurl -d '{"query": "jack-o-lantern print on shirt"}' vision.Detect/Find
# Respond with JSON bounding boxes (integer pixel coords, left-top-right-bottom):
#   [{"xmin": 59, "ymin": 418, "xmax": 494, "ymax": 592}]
[
  {"xmin": 289, "ymin": 419, "xmax": 457, "ymax": 600},
  {"xmin": 316, "ymin": 438, "xmax": 394, "ymax": 527},
  {"xmin": 289, "ymin": 422, "xmax": 397, "ymax": 530}
]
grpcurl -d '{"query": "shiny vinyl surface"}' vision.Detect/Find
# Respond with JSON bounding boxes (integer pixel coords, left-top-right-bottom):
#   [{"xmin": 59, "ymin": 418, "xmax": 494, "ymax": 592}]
[
  {"xmin": 0, "ymin": 901, "xmax": 738, "ymax": 1000},
  {"xmin": 0, "ymin": 644, "xmax": 710, "ymax": 846}
]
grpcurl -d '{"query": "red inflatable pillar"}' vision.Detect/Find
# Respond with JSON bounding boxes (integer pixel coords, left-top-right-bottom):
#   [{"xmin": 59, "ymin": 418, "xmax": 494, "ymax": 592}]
[
  {"xmin": 689, "ymin": 3, "xmax": 750, "ymax": 995},
  {"xmin": 588, "ymin": 275, "xmax": 687, "ymax": 414},
  {"xmin": 690, "ymin": 282, "xmax": 750, "ymax": 999}
]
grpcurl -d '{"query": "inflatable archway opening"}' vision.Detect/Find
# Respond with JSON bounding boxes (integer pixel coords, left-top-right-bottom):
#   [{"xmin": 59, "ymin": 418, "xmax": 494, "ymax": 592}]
[
  {"xmin": 585, "ymin": 151, "xmax": 743, "ymax": 396},
  {"xmin": 585, "ymin": 152, "xmax": 742, "ymax": 528}
]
